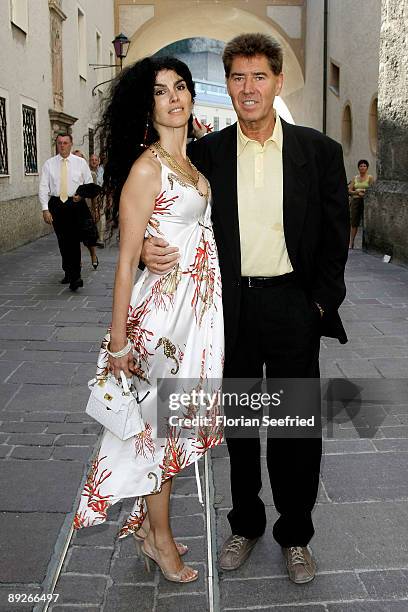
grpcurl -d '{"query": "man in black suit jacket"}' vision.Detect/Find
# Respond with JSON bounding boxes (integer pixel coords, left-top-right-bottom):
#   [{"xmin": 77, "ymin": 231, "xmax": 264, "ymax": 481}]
[{"xmin": 142, "ymin": 33, "xmax": 349, "ymax": 584}]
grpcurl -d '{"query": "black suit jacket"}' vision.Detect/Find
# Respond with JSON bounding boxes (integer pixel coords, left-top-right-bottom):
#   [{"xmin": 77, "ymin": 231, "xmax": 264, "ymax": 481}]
[{"xmin": 188, "ymin": 119, "xmax": 350, "ymax": 359}]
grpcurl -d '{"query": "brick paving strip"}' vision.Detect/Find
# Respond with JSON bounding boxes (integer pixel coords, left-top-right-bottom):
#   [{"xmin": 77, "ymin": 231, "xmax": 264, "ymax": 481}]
[
  {"xmin": 0, "ymin": 235, "xmax": 215, "ymax": 612},
  {"xmin": 2, "ymin": 235, "xmax": 408, "ymax": 611}
]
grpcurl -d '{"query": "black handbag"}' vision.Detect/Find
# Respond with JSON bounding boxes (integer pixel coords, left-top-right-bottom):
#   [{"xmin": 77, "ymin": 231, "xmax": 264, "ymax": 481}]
[
  {"xmin": 76, "ymin": 198, "xmax": 99, "ymax": 246},
  {"xmin": 76, "ymin": 183, "xmax": 102, "ymax": 199}
]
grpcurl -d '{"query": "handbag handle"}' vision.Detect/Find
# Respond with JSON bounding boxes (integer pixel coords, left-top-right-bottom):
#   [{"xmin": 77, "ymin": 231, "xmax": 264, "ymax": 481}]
[{"xmin": 119, "ymin": 370, "xmax": 131, "ymax": 395}]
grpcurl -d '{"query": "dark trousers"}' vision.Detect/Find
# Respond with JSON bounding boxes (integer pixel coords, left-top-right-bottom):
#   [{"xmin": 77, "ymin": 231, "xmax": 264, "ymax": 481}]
[
  {"xmin": 223, "ymin": 277, "xmax": 322, "ymax": 547},
  {"xmin": 48, "ymin": 196, "xmax": 88, "ymax": 281}
]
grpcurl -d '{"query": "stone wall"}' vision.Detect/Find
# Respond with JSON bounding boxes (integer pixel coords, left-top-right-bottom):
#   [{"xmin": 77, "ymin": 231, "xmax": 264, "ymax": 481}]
[
  {"xmin": 364, "ymin": 0, "xmax": 408, "ymax": 264},
  {"xmin": 0, "ymin": 197, "xmax": 52, "ymax": 253},
  {"xmin": 0, "ymin": 0, "xmax": 115, "ymax": 253}
]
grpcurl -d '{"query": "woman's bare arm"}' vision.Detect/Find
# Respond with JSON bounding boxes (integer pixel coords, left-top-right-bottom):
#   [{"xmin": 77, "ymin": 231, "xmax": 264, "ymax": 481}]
[{"xmin": 109, "ymin": 155, "xmax": 161, "ymax": 377}]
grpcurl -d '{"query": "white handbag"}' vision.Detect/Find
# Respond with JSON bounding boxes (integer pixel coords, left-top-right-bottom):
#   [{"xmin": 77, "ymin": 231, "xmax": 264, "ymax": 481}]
[{"xmin": 86, "ymin": 371, "xmax": 145, "ymax": 440}]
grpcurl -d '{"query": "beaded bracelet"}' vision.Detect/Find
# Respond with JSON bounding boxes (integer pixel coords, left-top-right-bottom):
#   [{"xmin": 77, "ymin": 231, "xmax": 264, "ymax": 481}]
[{"xmin": 106, "ymin": 339, "xmax": 132, "ymax": 358}]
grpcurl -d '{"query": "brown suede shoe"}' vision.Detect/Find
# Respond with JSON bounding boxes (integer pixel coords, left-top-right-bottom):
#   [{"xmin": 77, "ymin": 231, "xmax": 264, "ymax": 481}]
[
  {"xmin": 219, "ymin": 535, "xmax": 259, "ymax": 570},
  {"xmin": 282, "ymin": 546, "xmax": 316, "ymax": 583}
]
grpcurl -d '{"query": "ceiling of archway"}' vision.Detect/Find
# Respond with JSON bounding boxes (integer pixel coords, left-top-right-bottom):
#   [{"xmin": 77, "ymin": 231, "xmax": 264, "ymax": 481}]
[{"xmin": 119, "ymin": 3, "xmax": 304, "ymax": 97}]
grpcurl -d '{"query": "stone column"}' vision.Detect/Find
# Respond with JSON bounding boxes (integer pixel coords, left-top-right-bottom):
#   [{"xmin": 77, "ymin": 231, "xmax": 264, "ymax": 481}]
[
  {"xmin": 48, "ymin": 1, "xmax": 77, "ymax": 154},
  {"xmin": 49, "ymin": 0, "xmax": 66, "ymax": 111},
  {"xmin": 364, "ymin": 0, "xmax": 408, "ymax": 263}
]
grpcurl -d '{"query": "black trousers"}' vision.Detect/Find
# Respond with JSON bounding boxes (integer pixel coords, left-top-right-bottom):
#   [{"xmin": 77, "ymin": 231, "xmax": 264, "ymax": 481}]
[
  {"xmin": 223, "ymin": 277, "xmax": 322, "ymax": 547},
  {"xmin": 48, "ymin": 196, "xmax": 92, "ymax": 281}
]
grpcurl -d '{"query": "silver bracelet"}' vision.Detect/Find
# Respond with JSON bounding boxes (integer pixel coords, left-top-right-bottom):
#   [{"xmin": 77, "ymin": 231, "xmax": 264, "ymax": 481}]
[{"xmin": 106, "ymin": 339, "xmax": 132, "ymax": 358}]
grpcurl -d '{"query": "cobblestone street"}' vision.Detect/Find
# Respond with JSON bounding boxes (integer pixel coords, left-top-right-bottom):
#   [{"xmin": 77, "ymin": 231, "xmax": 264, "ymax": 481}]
[{"xmin": 1, "ymin": 234, "xmax": 408, "ymax": 611}]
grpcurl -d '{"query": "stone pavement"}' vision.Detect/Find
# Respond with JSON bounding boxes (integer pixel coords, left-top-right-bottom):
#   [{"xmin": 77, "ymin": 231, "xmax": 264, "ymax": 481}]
[{"xmin": 1, "ymin": 234, "xmax": 408, "ymax": 611}]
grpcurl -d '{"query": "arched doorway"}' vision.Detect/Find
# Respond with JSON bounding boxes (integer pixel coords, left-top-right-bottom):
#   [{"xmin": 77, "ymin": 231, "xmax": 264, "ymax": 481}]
[{"xmin": 122, "ymin": 4, "xmax": 304, "ymax": 99}]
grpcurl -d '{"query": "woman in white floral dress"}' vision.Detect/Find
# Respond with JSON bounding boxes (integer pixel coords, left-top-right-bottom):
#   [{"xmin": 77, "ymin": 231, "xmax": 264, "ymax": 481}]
[{"xmin": 73, "ymin": 57, "xmax": 223, "ymax": 584}]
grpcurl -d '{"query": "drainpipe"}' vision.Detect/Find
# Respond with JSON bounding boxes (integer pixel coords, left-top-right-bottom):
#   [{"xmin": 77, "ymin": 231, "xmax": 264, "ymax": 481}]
[{"xmin": 323, "ymin": 0, "xmax": 328, "ymax": 134}]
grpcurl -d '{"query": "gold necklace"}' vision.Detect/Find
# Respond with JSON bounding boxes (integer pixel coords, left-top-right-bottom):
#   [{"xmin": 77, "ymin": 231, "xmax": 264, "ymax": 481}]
[{"xmin": 153, "ymin": 141, "xmax": 199, "ymax": 188}]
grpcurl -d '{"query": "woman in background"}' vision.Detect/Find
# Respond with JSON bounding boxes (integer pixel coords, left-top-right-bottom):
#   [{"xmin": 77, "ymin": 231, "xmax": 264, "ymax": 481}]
[
  {"xmin": 72, "ymin": 150, "xmax": 99, "ymax": 268},
  {"xmin": 348, "ymin": 159, "xmax": 374, "ymax": 249}
]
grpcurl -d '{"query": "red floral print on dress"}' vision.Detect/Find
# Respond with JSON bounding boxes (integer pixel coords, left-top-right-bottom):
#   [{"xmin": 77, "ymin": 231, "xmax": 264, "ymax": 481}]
[
  {"xmin": 193, "ymin": 421, "xmax": 223, "ymax": 454},
  {"xmin": 134, "ymin": 421, "xmax": 156, "ymax": 460},
  {"xmin": 148, "ymin": 190, "xmax": 178, "ymax": 235},
  {"xmin": 73, "ymin": 509, "xmax": 90, "ymax": 529},
  {"xmin": 96, "ymin": 334, "xmax": 110, "ymax": 377},
  {"xmin": 72, "ymin": 456, "xmax": 114, "ymax": 529},
  {"xmin": 118, "ymin": 498, "xmax": 147, "ymax": 539},
  {"xmin": 192, "ymin": 391, "xmax": 223, "ymax": 454},
  {"xmin": 160, "ymin": 426, "xmax": 191, "ymax": 481},
  {"xmin": 151, "ymin": 264, "xmax": 182, "ymax": 311},
  {"xmin": 186, "ymin": 230, "xmax": 216, "ymax": 326},
  {"xmin": 126, "ymin": 297, "xmax": 154, "ymax": 382}
]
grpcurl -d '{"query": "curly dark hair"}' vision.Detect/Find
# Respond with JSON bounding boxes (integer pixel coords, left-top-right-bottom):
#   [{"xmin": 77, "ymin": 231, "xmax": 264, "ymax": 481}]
[{"xmin": 97, "ymin": 56, "xmax": 195, "ymax": 233}]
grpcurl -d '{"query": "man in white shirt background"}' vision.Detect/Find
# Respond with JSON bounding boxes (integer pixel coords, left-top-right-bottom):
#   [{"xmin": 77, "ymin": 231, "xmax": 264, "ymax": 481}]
[{"xmin": 39, "ymin": 133, "xmax": 93, "ymax": 291}]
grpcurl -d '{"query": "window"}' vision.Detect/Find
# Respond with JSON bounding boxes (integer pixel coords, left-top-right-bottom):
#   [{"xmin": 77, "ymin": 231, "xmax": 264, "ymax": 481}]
[
  {"xmin": 341, "ymin": 104, "xmax": 352, "ymax": 154},
  {"xmin": 10, "ymin": 0, "xmax": 28, "ymax": 33},
  {"xmin": 22, "ymin": 105, "xmax": 38, "ymax": 174},
  {"xmin": 110, "ymin": 51, "xmax": 115, "ymax": 80},
  {"xmin": 77, "ymin": 7, "xmax": 87, "ymax": 79},
  {"xmin": 369, "ymin": 96, "xmax": 378, "ymax": 155},
  {"xmin": 226, "ymin": 118, "xmax": 232, "ymax": 126},
  {"xmin": 195, "ymin": 81, "xmax": 228, "ymax": 96},
  {"xmin": 0, "ymin": 97, "xmax": 9, "ymax": 175},
  {"xmin": 88, "ymin": 127, "xmax": 94, "ymax": 157},
  {"xmin": 95, "ymin": 31, "xmax": 102, "ymax": 92},
  {"xmin": 213, "ymin": 116, "xmax": 219, "ymax": 131},
  {"xmin": 96, "ymin": 31, "xmax": 102, "ymax": 66},
  {"xmin": 329, "ymin": 61, "xmax": 340, "ymax": 96}
]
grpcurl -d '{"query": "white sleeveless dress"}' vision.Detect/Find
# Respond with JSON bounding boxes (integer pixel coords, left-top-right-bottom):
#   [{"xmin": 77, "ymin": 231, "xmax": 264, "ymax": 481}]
[{"xmin": 73, "ymin": 155, "xmax": 224, "ymax": 538}]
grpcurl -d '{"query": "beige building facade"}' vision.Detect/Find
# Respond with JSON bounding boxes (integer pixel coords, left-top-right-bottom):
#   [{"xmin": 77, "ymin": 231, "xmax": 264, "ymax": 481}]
[
  {"xmin": 320, "ymin": 0, "xmax": 380, "ymax": 180},
  {"xmin": 0, "ymin": 0, "xmax": 115, "ymax": 252}
]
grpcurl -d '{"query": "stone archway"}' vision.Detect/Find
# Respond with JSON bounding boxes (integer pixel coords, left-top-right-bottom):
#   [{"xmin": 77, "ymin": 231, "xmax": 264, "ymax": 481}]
[{"xmin": 119, "ymin": 2, "xmax": 305, "ymax": 98}]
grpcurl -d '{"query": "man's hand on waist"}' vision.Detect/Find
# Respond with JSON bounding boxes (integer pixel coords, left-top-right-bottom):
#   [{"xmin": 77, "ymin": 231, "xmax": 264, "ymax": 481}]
[{"xmin": 141, "ymin": 236, "xmax": 179, "ymax": 275}]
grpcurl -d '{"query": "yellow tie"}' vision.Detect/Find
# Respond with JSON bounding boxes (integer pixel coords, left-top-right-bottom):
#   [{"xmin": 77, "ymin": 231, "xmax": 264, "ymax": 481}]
[{"xmin": 60, "ymin": 158, "xmax": 68, "ymax": 202}]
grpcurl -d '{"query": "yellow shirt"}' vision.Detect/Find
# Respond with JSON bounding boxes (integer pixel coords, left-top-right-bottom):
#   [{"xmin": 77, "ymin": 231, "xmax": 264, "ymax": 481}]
[{"xmin": 237, "ymin": 113, "xmax": 293, "ymax": 277}]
